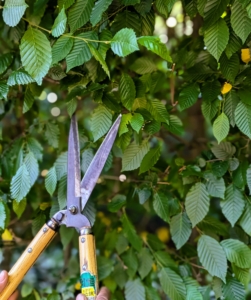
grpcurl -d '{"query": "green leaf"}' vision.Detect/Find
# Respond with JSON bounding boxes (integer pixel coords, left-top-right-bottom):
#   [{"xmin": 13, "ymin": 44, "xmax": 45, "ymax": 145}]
[
  {"xmin": 147, "ymin": 99, "xmax": 169, "ymax": 124},
  {"xmin": 90, "ymin": 0, "xmax": 113, "ymax": 26},
  {"xmin": 247, "ymin": 165, "xmax": 251, "ymax": 195},
  {"xmin": 51, "ymin": 34, "xmax": 73, "ymax": 64},
  {"xmin": 88, "ymin": 44, "xmax": 110, "ymax": 78},
  {"xmin": 130, "ymin": 57, "xmax": 157, "ymax": 74},
  {"xmin": 45, "ymin": 123, "xmax": 60, "ymax": 148},
  {"xmin": 90, "ymin": 105, "xmax": 112, "ymax": 142},
  {"xmin": 121, "ymin": 213, "xmax": 142, "ymax": 251},
  {"xmin": 203, "ymin": 0, "xmax": 230, "ymax": 28},
  {"xmin": 120, "ymin": 74, "xmax": 136, "ymax": 110},
  {"xmin": 225, "ymin": 32, "xmax": 242, "ymax": 59},
  {"xmin": 155, "ymin": 0, "xmax": 175, "ymax": 17},
  {"xmin": 58, "ymin": 174, "xmax": 67, "ymax": 210},
  {"xmin": 108, "ymin": 194, "xmax": 126, "ymax": 212},
  {"xmin": 11, "ymin": 164, "xmax": 31, "ymax": 202},
  {"xmin": 58, "ymin": 0, "xmax": 75, "ymax": 9},
  {"xmin": 220, "ymin": 53, "xmax": 240, "ymax": 83},
  {"xmin": 23, "ymin": 86, "xmax": 35, "ymax": 113},
  {"xmin": 198, "ymin": 235, "xmax": 227, "ymax": 282},
  {"xmin": 186, "ymin": 285, "xmax": 203, "ymax": 300},
  {"xmin": 185, "ymin": 182, "xmax": 210, "ymax": 227},
  {"xmin": 224, "ymin": 91, "xmax": 239, "ymax": 127},
  {"xmin": 220, "ymin": 184, "xmax": 245, "ymax": 227},
  {"xmin": 204, "ymin": 172, "xmax": 225, "ymax": 199},
  {"xmin": 212, "ymin": 277, "xmax": 223, "ymax": 300},
  {"xmin": 232, "ymin": 264, "xmax": 250, "ymax": 287},
  {"xmin": 221, "ymin": 239, "xmax": 251, "ymax": 268},
  {"xmin": 211, "ymin": 141, "xmax": 236, "ymax": 160},
  {"xmin": 97, "ymin": 256, "xmax": 113, "ymax": 280},
  {"xmin": 239, "ymin": 201, "xmax": 251, "ymax": 235},
  {"xmin": 201, "ymin": 80, "xmax": 221, "ymax": 102},
  {"xmin": 45, "ymin": 166, "xmax": 57, "ymax": 196},
  {"xmin": 20, "ymin": 27, "xmax": 52, "ymax": 85},
  {"xmin": 111, "ymin": 28, "xmax": 139, "ymax": 57},
  {"xmin": 204, "ymin": 19, "xmax": 229, "ymax": 61},
  {"xmin": 159, "ymin": 268, "xmax": 186, "ymax": 300},
  {"xmin": 83, "ymin": 199, "xmax": 96, "ymax": 226},
  {"xmin": 125, "ymin": 278, "xmax": 145, "ymax": 300},
  {"xmin": 222, "ymin": 277, "xmax": 245, "ymax": 300},
  {"xmin": 178, "ymin": 83, "xmax": 200, "ymax": 111},
  {"xmin": 27, "ymin": 137, "xmax": 43, "ymax": 161},
  {"xmin": 67, "ymin": 98, "xmax": 77, "ymax": 117},
  {"xmin": 231, "ymin": 1, "xmax": 251, "ymax": 43},
  {"xmin": 164, "ymin": 115, "xmax": 184, "ymax": 136},
  {"xmin": 0, "ymin": 202, "xmax": 6, "ymax": 229},
  {"xmin": 141, "ymin": 10, "xmax": 155, "ymax": 36},
  {"xmin": 13, "ymin": 199, "xmax": 26, "ymax": 219},
  {"xmin": 185, "ymin": 0, "xmax": 197, "ymax": 17},
  {"xmin": 119, "ymin": 114, "xmax": 132, "ymax": 136},
  {"xmin": 0, "ymin": 82, "xmax": 9, "ymax": 100},
  {"xmin": 153, "ymin": 192, "xmax": 169, "ymax": 223},
  {"xmin": 232, "ymin": 162, "xmax": 248, "ymax": 189},
  {"xmin": 139, "ymin": 146, "xmax": 161, "ymax": 174},
  {"xmin": 121, "ymin": 247, "xmax": 138, "ymax": 277},
  {"xmin": 3, "ymin": 0, "xmax": 28, "ymax": 27},
  {"xmin": 7, "ymin": 69, "xmax": 35, "ymax": 86},
  {"xmin": 138, "ymin": 248, "xmax": 153, "ymax": 279},
  {"xmin": 24, "ymin": 152, "xmax": 39, "ymax": 186},
  {"xmin": 213, "ymin": 112, "xmax": 230, "ymax": 144},
  {"xmin": 212, "ymin": 160, "xmax": 229, "ymax": 177},
  {"xmin": 122, "ymin": 140, "xmax": 149, "ymax": 171},
  {"xmin": 197, "ymin": 216, "xmax": 228, "ymax": 236},
  {"xmin": 51, "ymin": 7, "xmax": 67, "ymax": 37},
  {"xmin": 0, "ymin": 53, "xmax": 13, "ymax": 75},
  {"xmin": 66, "ymin": 32, "xmax": 98, "ymax": 71},
  {"xmin": 136, "ymin": 186, "xmax": 151, "ymax": 204},
  {"xmin": 68, "ymin": 0, "xmax": 94, "ymax": 32},
  {"xmin": 235, "ymin": 102, "xmax": 251, "ymax": 139},
  {"xmin": 130, "ymin": 113, "xmax": 144, "ymax": 133},
  {"xmin": 98, "ymin": 29, "xmax": 112, "ymax": 60},
  {"xmin": 201, "ymin": 100, "xmax": 219, "ymax": 120},
  {"xmin": 170, "ymin": 212, "xmax": 192, "ymax": 250},
  {"xmin": 138, "ymin": 36, "xmax": 172, "ymax": 62},
  {"xmin": 111, "ymin": 11, "xmax": 141, "ymax": 36},
  {"xmin": 59, "ymin": 226, "xmax": 75, "ymax": 250}
]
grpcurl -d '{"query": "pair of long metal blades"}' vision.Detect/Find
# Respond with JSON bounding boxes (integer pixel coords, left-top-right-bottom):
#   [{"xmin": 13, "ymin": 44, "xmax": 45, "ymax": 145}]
[{"xmin": 66, "ymin": 114, "xmax": 121, "ymax": 226}]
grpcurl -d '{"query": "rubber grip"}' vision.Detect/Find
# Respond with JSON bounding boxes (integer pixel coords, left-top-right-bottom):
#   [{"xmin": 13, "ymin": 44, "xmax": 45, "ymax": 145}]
[
  {"xmin": 0, "ymin": 224, "xmax": 57, "ymax": 300},
  {"xmin": 79, "ymin": 229, "xmax": 98, "ymax": 300}
]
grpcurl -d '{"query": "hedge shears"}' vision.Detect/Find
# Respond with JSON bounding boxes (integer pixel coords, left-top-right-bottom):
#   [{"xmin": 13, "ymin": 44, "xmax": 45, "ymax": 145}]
[{"xmin": 0, "ymin": 114, "xmax": 121, "ymax": 300}]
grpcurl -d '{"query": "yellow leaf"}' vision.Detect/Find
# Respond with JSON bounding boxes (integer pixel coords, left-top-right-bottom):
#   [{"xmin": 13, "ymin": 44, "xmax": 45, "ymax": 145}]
[
  {"xmin": 140, "ymin": 231, "xmax": 147, "ymax": 242},
  {"xmin": 221, "ymin": 82, "xmax": 232, "ymax": 95},
  {"xmin": 75, "ymin": 282, "xmax": 81, "ymax": 290},
  {"xmin": 39, "ymin": 202, "xmax": 51, "ymax": 210},
  {"xmin": 156, "ymin": 226, "xmax": 170, "ymax": 243},
  {"xmin": 2, "ymin": 229, "xmax": 13, "ymax": 241},
  {"xmin": 241, "ymin": 48, "xmax": 251, "ymax": 64}
]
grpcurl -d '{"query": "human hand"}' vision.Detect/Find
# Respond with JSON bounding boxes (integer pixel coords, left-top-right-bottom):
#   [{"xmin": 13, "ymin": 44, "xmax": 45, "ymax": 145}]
[
  {"xmin": 0, "ymin": 271, "xmax": 18, "ymax": 300},
  {"xmin": 76, "ymin": 287, "xmax": 110, "ymax": 300}
]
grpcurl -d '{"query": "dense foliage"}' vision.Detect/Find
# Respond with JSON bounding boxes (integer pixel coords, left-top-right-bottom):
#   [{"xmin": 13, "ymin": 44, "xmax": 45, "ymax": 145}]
[{"xmin": 2, "ymin": 0, "xmax": 251, "ymax": 299}]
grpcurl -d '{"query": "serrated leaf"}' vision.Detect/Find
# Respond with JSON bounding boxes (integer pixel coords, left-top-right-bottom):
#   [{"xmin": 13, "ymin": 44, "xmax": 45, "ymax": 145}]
[
  {"xmin": 224, "ymin": 91, "xmax": 239, "ymax": 127},
  {"xmin": 130, "ymin": 113, "xmax": 144, "ymax": 133},
  {"xmin": 138, "ymin": 36, "xmax": 172, "ymax": 62},
  {"xmin": 11, "ymin": 164, "xmax": 31, "ymax": 202},
  {"xmin": 213, "ymin": 113, "xmax": 230, "ymax": 144},
  {"xmin": 111, "ymin": 11, "xmax": 141, "ymax": 36},
  {"xmin": 51, "ymin": 34, "xmax": 73, "ymax": 64},
  {"xmin": 68, "ymin": 0, "xmax": 94, "ymax": 32},
  {"xmin": 3, "ymin": 0, "xmax": 28, "ymax": 27},
  {"xmin": 186, "ymin": 285, "xmax": 203, "ymax": 300},
  {"xmin": 201, "ymin": 80, "xmax": 221, "ymax": 102},
  {"xmin": 178, "ymin": 83, "xmax": 200, "ymax": 111},
  {"xmin": 211, "ymin": 141, "xmax": 236, "ymax": 160},
  {"xmin": 121, "ymin": 213, "xmax": 142, "ymax": 251},
  {"xmin": 185, "ymin": 0, "xmax": 197, "ymax": 17},
  {"xmin": 225, "ymin": 32, "xmax": 242, "ymax": 59},
  {"xmin": 23, "ymin": 86, "xmax": 34, "ymax": 113},
  {"xmin": 119, "ymin": 114, "xmax": 132, "ymax": 136},
  {"xmin": 45, "ymin": 123, "xmax": 60, "ymax": 148},
  {"xmin": 58, "ymin": 0, "xmax": 75, "ymax": 9},
  {"xmin": 90, "ymin": 0, "xmax": 113, "ymax": 26},
  {"xmin": 32, "ymin": 213, "xmax": 46, "ymax": 236},
  {"xmin": 122, "ymin": 140, "xmax": 150, "ymax": 171},
  {"xmin": 130, "ymin": 57, "xmax": 157, "ymax": 74},
  {"xmin": 0, "ymin": 53, "xmax": 13, "ymax": 75},
  {"xmin": 231, "ymin": 1, "xmax": 251, "ymax": 43},
  {"xmin": 222, "ymin": 277, "xmax": 245, "ymax": 300},
  {"xmin": 59, "ymin": 226, "xmax": 74, "ymax": 250},
  {"xmin": 198, "ymin": 235, "xmax": 227, "ymax": 282},
  {"xmin": 197, "ymin": 216, "xmax": 228, "ymax": 236},
  {"xmin": 45, "ymin": 166, "xmax": 57, "ymax": 196},
  {"xmin": 66, "ymin": 98, "xmax": 77, "ymax": 117},
  {"xmin": 111, "ymin": 28, "xmax": 139, "ymax": 57},
  {"xmin": 88, "ymin": 44, "xmax": 110, "ymax": 78},
  {"xmin": 212, "ymin": 277, "xmax": 223, "ymax": 300},
  {"xmin": 108, "ymin": 194, "xmax": 126, "ymax": 212},
  {"xmin": 153, "ymin": 192, "xmax": 169, "ymax": 223},
  {"xmin": 0, "ymin": 82, "xmax": 9, "ymax": 100},
  {"xmin": 27, "ymin": 137, "xmax": 43, "ymax": 161},
  {"xmin": 239, "ymin": 201, "xmax": 251, "ymax": 235},
  {"xmin": 24, "ymin": 152, "xmax": 39, "ymax": 186},
  {"xmin": 164, "ymin": 115, "xmax": 184, "ymax": 136},
  {"xmin": 147, "ymin": 99, "xmax": 169, "ymax": 124},
  {"xmin": 201, "ymin": 100, "xmax": 219, "ymax": 120},
  {"xmin": 0, "ymin": 202, "xmax": 6, "ymax": 229},
  {"xmin": 235, "ymin": 102, "xmax": 251, "ymax": 139},
  {"xmin": 13, "ymin": 199, "xmax": 26, "ymax": 219},
  {"xmin": 66, "ymin": 32, "xmax": 98, "ymax": 71},
  {"xmin": 83, "ymin": 198, "xmax": 96, "ymax": 226},
  {"xmin": 121, "ymin": 247, "xmax": 138, "ymax": 275},
  {"xmin": 98, "ymin": 29, "xmax": 112, "ymax": 60},
  {"xmin": 232, "ymin": 264, "xmax": 250, "ymax": 287},
  {"xmin": 159, "ymin": 268, "xmax": 186, "ymax": 300},
  {"xmin": 246, "ymin": 165, "xmax": 251, "ymax": 195},
  {"xmin": 204, "ymin": 172, "xmax": 225, "ymax": 199},
  {"xmin": 7, "ymin": 69, "xmax": 35, "ymax": 86},
  {"xmin": 119, "ymin": 73, "xmax": 136, "ymax": 110},
  {"xmin": 232, "ymin": 161, "xmax": 248, "ymax": 189},
  {"xmin": 220, "ymin": 53, "xmax": 240, "ymax": 83},
  {"xmin": 137, "ymin": 186, "xmax": 151, "ymax": 204},
  {"xmin": 204, "ymin": 19, "xmax": 229, "ymax": 61},
  {"xmin": 204, "ymin": 0, "xmax": 230, "ymax": 28},
  {"xmin": 155, "ymin": 0, "xmax": 175, "ymax": 17},
  {"xmin": 90, "ymin": 105, "xmax": 112, "ymax": 142},
  {"xmin": 220, "ymin": 184, "xmax": 245, "ymax": 227},
  {"xmin": 138, "ymin": 248, "xmax": 153, "ymax": 279},
  {"xmin": 20, "ymin": 27, "xmax": 51, "ymax": 85},
  {"xmin": 139, "ymin": 146, "xmax": 160, "ymax": 174},
  {"xmin": 51, "ymin": 7, "xmax": 67, "ymax": 37},
  {"xmin": 185, "ymin": 182, "xmax": 210, "ymax": 227},
  {"xmin": 125, "ymin": 278, "xmax": 145, "ymax": 300},
  {"xmin": 58, "ymin": 174, "xmax": 67, "ymax": 209},
  {"xmin": 221, "ymin": 239, "xmax": 251, "ymax": 268},
  {"xmin": 170, "ymin": 212, "xmax": 192, "ymax": 250}
]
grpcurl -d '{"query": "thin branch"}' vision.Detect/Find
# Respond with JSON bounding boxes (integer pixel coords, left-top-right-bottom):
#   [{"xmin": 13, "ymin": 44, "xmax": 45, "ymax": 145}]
[{"xmin": 100, "ymin": 175, "xmax": 170, "ymax": 185}]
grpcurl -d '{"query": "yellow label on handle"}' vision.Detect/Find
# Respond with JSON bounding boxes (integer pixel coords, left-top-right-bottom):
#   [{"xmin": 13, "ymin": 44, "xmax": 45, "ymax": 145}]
[{"xmin": 81, "ymin": 287, "xmax": 96, "ymax": 297}]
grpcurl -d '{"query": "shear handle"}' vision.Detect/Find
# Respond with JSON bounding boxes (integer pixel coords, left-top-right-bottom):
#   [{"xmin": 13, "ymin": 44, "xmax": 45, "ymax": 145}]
[{"xmin": 0, "ymin": 220, "xmax": 59, "ymax": 300}]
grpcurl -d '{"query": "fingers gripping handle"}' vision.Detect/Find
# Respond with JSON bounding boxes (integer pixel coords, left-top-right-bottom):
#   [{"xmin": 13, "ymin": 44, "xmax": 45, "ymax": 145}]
[
  {"xmin": 79, "ymin": 228, "xmax": 98, "ymax": 300},
  {"xmin": 0, "ymin": 223, "xmax": 58, "ymax": 300}
]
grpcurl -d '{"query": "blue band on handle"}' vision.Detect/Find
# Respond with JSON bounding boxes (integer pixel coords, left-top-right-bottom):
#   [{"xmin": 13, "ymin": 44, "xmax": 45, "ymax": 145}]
[{"xmin": 80, "ymin": 272, "xmax": 97, "ymax": 297}]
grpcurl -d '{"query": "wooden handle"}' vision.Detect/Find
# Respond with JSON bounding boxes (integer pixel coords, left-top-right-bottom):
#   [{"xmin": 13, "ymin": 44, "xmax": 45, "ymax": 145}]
[
  {"xmin": 79, "ymin": 228, "xmax": 98, "ymax": 300},
  {"xmin": 0, "ymin": 223, "xmax": 57, "ymax": 300}
]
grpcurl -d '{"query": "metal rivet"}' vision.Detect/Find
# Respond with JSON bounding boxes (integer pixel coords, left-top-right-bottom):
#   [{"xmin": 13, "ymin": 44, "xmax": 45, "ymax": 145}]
[
  {"xmin": 82, "ymin": 265, "xmax": 87, "ymax": 271},
  {"xmin": 28, "ymin": 248, "xmax": 32, "ymax": 253},
  {"xmin": 81, "ymin": 237, "xmax": 85, "ymax": 243},
  {"xmin": 69, "ymin": 205, "xmax": 78, "ymax": 214},
  {"xmin": 43, "ymin": 227, "xmax": 48, "ymax": 233}
]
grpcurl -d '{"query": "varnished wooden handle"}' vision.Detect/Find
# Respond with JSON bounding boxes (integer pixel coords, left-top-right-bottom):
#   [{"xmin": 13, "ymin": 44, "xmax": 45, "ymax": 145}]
[
  {"xmin": 0, "ymin": 224, "xmax": 57, "ymax": 300},
  {"xmin": 79, "ymin": 228, "xmax": 98, "ymax": 300}
]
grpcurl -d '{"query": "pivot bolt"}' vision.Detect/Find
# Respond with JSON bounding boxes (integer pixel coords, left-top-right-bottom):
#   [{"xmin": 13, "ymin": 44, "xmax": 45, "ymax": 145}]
[{"xmin": 69, "ymin": 205, "xmax": 78, "ymax": 214}]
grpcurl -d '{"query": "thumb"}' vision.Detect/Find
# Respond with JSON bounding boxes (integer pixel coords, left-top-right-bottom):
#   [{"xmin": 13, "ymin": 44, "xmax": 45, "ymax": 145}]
[{"xmin": 76, "ymin": 294, "xmax": 87, "ymax": 300}]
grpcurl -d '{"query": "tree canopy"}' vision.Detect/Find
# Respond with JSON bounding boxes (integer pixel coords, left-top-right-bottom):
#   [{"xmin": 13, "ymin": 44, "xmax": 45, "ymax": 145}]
[{"xmin": 1, "ymin": 0, "xmax": 251, "ymax": 299}]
